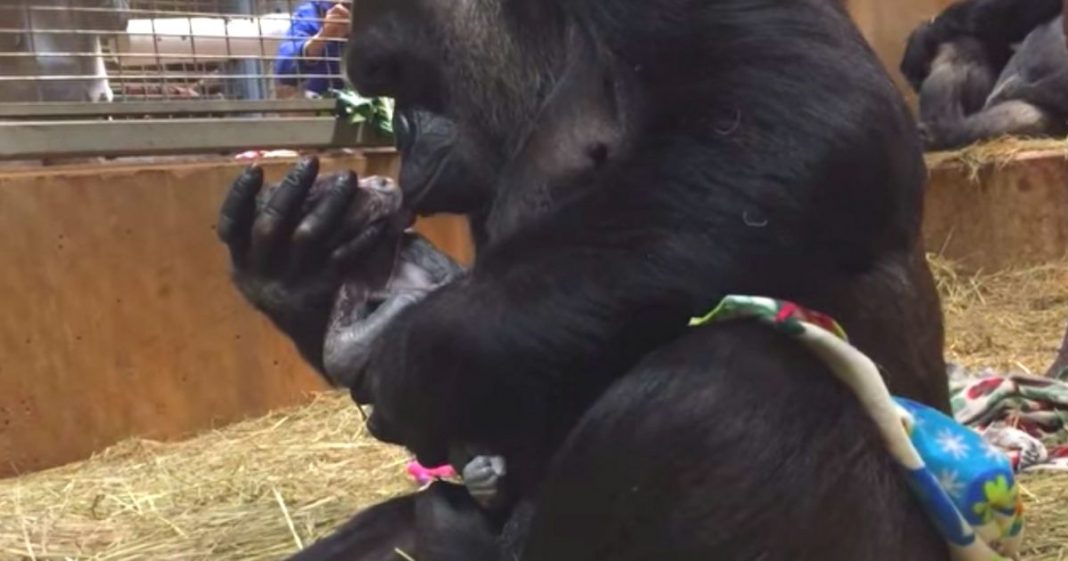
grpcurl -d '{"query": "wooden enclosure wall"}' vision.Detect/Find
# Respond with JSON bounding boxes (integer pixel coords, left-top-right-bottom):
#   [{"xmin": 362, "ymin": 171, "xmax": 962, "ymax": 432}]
[
  {"xmin": 925, "ymin": 151, "xmax": 1068, "ymax": 271},
  {"xmin": 843, "ymin": 0, "xmax": 1068, "ymax": 268},
  {"xmin": 0, "ymin": 152, "xmax": 472, "ymax": 478},
  {"xmin": 3, "ymin": 0, "xmax": 1062, "ymax": 478}
]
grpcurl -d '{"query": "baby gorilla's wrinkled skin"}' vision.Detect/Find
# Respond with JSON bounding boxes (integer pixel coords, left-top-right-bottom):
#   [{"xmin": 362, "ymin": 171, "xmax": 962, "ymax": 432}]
[
  {"xmin": 247, "ymin": 164, "xmax": 504, "ymax": 505},
  {"xmin": 246, "ymin": 166, "xmax": 465, "ymax": 389},
  {"xmin": 461, "ymin": 455, "xmax": 508, "ymax": 510}
]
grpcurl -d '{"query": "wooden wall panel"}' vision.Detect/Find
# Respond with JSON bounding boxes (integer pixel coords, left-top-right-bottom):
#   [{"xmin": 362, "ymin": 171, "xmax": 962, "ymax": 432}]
[
  {"xmin": 924, "ymin": 151, "xmax": 1068, "ymax": 271},
  {"xmin": 2, "ymin": 1, "xmax": 1054, "ymax": 478},
  {"xmin": 0, "ymin": 152, "xmax": 472, "ymax": 477}
]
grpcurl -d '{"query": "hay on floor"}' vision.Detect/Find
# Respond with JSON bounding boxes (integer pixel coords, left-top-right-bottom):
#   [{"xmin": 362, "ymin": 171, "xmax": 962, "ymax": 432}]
[
  {"xmin": 931, "ymin": 256, "xmax": 1068, "ymax": 375},
  {"xmin": 0, "ymin": 393, "xmax": 409, "ymax": 560},
  {"xmin": 1018, "ymin": 473, "xmax": 1068, "ymax": 561},
  {"xmin": 924, "ymin": 136, "xmax": 1068, "ymax": 180},
  {"xmin": 1, "ymin": 257, "xmax": 1068, "ymax": 560}
]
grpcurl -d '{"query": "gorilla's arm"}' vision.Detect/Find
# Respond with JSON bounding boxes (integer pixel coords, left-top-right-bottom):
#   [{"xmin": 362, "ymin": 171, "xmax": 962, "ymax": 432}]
[
  {"xmin": 219, "ymin": 160, "xmax": 351, "ymax": 374},
  {"xmin": 902, "ymin": 0, "xmax": 1061, "ymax": 87},
  {"xmin": 220, "ymin": 159, "xmax": 462, "ymax": 376},
  {"xmin": 365, "ymin": 126, "xmax": 911, "ymax": 471},
  {"xmin": 920, "ymin": 99, "xmax": 1065, "ymax": 149},
  {"xmin": 936, "ymin": 0, "xmax": 1062, "ymax": 44}
]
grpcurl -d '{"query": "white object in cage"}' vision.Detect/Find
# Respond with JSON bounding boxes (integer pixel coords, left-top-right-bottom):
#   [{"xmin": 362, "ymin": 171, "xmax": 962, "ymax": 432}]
[
  {"xmin": 118, "ymin": 14, "xmax": 295, "ymax": 65},
  {"xmin": 0, "ymin": 1, "xmax": 124, "ymax": 103}
]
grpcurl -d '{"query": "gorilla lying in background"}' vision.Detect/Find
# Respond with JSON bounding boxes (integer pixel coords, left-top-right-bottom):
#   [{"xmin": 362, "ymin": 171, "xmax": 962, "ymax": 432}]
[
  {"xmin": 220, "ymin": 0, "xmax": 953, "ymax": 558},
  {"xmin": 902, "ymin": 0, "xmax": 1068, "ymax": 150}
]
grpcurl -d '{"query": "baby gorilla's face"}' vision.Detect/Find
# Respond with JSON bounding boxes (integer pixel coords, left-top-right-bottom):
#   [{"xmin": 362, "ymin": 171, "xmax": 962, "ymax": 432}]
[
  {"xmin": 256, "ymin": 171, "xmax": 411, "ymax": 241},
  {"xmin": 304, "ymin": 172, "xmax": 464, "ymax": 392}
]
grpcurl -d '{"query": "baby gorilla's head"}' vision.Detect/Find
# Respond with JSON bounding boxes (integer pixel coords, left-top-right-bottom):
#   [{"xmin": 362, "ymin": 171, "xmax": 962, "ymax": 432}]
[
  {"xmin": 305, "ymin": 173, "xmax": 412, "ymax": 236},
  {"xmin": 256, "ymin": 171, "xmax": 413, "ymax": 247}
]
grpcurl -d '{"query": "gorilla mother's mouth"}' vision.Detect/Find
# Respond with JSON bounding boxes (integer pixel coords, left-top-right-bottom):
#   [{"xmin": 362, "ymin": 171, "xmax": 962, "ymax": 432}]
[
  {"xmin": 393, "ymin": 107, "xmax": 457, "ymax": 209},
  {"xmin": 402, "ymin": 150, "xmax": 453, "ymax": 210}
]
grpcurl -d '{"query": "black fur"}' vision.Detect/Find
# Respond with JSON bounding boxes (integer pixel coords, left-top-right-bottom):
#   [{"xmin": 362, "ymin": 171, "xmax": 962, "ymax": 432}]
[
  {"xmin": 902, "ymin": 0, "xmax": 1068, "ymax": 150},
  {"xmin": 285, "ymin": 482, "xmax": 499, "ymax": 561},
  {"xmin": 346, "ymin": 0, "xmax": 946, "ymax": 559},
  {"xmin": 521, "ymin": 321, "xmax": 947, "ymax": 561},
  {"xmin": 349, "ymin": 0, "xmax": 946, "ymax": 470},
  {"xmin": 901, "ymin": 0, "xmax": 1061, "ymax": 87},
  {"xmin": 223, "ymin": 0, "xmax": 953, "ymax": 558}
]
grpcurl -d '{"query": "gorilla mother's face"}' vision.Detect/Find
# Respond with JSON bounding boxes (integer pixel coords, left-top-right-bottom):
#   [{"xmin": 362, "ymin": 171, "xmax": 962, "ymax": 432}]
[
  {"xmin": 346, "ymin": 0, "xmax": 561, "ymax": 137},
  {"xmin": 346, "ymin": 0, "xmax": 635, "ymax": 233},
  {"xmin": 345, "ymin": 0, "xmax": 572, "ymax": 215}
]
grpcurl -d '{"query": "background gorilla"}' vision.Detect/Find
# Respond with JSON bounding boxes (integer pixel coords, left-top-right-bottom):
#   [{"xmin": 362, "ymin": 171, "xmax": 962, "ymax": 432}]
[
  {"xmin": 902, "ymin": 0, "xmax": 1068, "ymax": 150},
  {"xmin": 222, "ymin": 0, "xmax": 952, "ymax": 558}
]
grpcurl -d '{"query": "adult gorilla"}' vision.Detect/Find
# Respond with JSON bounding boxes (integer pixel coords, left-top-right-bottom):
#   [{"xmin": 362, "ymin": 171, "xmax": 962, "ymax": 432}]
[
  {"xmin": 221, "ymin": 0, "xmax": 949, "ymax": 558},
  {"xmin": 343, "ymin": 0, "xmax": 949, "ymax": 463},
  {"xmin": 901, "ymin": 0, "xmax": 1068, "ymax": 150}
]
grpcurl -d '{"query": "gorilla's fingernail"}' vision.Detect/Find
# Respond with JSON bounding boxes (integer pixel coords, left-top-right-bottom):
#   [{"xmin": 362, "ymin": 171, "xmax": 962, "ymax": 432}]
[
  {"xmin": 489, "ymin": 456, "xmax": 507, "ymax": 476},
  {"xmin": 335, "ymin": 170, "xmax": 358, "ymax": 186},
  {"xmin": 360, "ymin": 175, "xmax": 396, "ymax": 191}
]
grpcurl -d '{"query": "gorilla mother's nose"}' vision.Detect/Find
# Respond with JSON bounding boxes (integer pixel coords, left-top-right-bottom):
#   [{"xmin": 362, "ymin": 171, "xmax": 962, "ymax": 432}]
[
  {"xmin": 345, "ymin": 7, "xmax": 441, "ymax": 104},
  {"xmin": 349, "ymin": 52, "xmax": 404, "ymax": 97}
]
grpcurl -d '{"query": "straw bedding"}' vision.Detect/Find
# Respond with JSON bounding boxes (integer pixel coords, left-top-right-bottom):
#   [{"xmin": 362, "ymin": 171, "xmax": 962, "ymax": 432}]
[
  {"xmin": 924, "ymin": 137, "xmax": 1068, "ymax": 180},
  {"xmin": 2, "ymin": 257, "xmax": 1067, "ymax": 560}
]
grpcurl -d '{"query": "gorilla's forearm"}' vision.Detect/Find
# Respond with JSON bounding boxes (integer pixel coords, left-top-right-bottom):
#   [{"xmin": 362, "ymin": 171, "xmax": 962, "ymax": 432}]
[
  {"xmin": 367, "ymin": 152, "xmax": 888, "ymax": 465},
  {"xmin": 935, "ymin": 0, "xmax": 1062, "ymax": 45}
]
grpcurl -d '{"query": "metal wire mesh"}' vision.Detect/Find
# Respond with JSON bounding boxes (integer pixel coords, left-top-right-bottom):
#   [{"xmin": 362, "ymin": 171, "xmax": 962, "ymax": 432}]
[
  {"xmin": 0, "ymin": 0, "xmax": 354, "ymax": 103},
  {"xmin": 0, "ymin": 0, "xmax": 374, "ymax": 159}
]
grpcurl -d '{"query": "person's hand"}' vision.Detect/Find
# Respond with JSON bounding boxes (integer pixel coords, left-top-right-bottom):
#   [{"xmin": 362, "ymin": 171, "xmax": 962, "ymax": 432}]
[{"xmin": 320, "ymin": 2, "xmax": 351, "ymax": 39}]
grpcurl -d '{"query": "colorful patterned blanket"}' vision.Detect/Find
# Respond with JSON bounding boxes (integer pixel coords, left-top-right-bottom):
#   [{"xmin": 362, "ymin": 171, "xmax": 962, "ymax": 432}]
[{"xmin": 951, "ymin": 366, "xmax": 1068, "ymax": 472}]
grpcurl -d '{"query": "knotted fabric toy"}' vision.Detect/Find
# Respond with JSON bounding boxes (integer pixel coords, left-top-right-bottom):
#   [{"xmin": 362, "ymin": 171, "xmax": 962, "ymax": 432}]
[{"xmin": 690, "ymin": 296, "xmax": 1024, "ymax": 561}]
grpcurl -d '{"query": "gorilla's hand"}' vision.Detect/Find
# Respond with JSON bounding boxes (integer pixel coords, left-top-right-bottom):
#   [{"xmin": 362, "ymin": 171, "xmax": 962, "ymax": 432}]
[
  {"xmin": 218, "ymin": 157, "xmax": 389, "ymax": 372},
  {"xmin": 462, "ymin": 455, "xmax": 509, "ymax": 510},
  {"xmin": 917, "ymin": 120, "xmax": 964, "ymax": 151}
]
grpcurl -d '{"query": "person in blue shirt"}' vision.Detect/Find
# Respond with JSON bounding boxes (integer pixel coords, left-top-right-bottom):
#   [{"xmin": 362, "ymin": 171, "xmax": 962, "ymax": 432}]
[{"xmin": 274, "ymin": 1, "xmax": 350, "ymax": 97}]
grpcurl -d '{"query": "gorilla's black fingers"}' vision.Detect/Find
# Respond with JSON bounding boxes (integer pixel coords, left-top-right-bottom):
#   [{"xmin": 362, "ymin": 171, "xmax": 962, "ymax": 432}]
[
  {"xmin": 217, "ymin": 165, "xmax": 263, "ymax": 261},
  {"xmin": 330, "ymin": 221, "xmax": 389, "ymax": 267},
  {"xmin": 293, "ymin": 171, "xmax": 358, "ymax": 256},
  {"xmin": 250, "ymin": 156, "xmax": 319, "ymax": 270}
]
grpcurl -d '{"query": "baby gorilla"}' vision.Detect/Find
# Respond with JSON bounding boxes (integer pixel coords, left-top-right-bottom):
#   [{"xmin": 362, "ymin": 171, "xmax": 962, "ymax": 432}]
[
  {"xmin": 242, "ymin": 161, "xmax": 509, "ymax": 519},
  {"xmin": 233, "ymin": 159, "xmax": 465, "ymax": 389}
]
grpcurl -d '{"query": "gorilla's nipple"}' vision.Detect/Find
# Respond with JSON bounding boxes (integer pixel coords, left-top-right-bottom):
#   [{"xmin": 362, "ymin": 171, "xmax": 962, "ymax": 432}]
[{"xmin": 586, "ymin": 143, "xmax": 610, "ymax": 169}]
